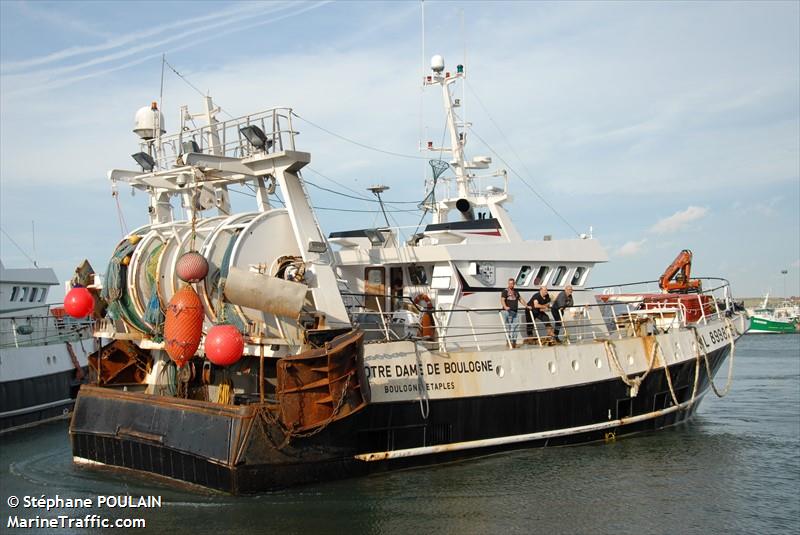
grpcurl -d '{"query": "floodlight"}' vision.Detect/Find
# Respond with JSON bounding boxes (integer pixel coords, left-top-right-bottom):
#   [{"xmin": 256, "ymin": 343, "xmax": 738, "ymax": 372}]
[
  {"xmin": 239, "ymin": 125, "xmax": 273, "ymax": 150},
  {"xmin": 307, "ymin": 240, "xmax": 327, "ymax": 253},
  {"xmin": 182, "ymin": 140, "xmax": 201, "ymax": 154},
  {"xmin": 131, "ymin": 152, "xmax": 155, "ymax": 172}
]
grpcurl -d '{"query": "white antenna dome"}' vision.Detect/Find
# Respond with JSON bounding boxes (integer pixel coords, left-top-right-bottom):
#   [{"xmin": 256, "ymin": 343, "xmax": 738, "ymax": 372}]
[
  {"xmin": 133, "ymin": 102, "xmax": 166, "ymax": 139},
  {"xmin": 431, "ymin": 54, "xmax": 445, "ymax": 73}
]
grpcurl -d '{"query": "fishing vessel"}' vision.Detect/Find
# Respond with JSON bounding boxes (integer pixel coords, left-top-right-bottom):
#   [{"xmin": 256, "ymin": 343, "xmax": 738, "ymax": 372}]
[
  {"xmin": 746, "ymin": 293, "xmax": 799, "ymax": 334},
  {"xmin": 68, "ymin": 55, "xmax": 747, "ymax": 493},
  {"xmin": 0, "ymin": 261, "xmax": 91, "ymax": 432}
]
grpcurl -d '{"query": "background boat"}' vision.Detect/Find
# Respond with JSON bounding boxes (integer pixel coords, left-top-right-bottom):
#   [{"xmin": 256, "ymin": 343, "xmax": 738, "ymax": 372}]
[
  {"xmin": 746, "ymin": 293, "xmax": 799, "ymax": 334},
  {"xmin": 0, "ymin": 260, "xmax": 92, "ymax": 432}
]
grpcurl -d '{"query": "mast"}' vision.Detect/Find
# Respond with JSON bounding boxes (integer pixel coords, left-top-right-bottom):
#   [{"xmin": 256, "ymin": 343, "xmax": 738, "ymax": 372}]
[{"xmin": 422, "ymin": 55, "xmax": 519, "ymax": 240}]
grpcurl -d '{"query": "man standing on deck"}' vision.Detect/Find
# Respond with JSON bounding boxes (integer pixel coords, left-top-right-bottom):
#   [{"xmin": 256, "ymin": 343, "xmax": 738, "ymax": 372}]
[
  {"xmin": 552, "ymin": 285, "xmax": 574, "ymax": 341},
  {"xmin": 501, "ymin": 278, "xmax": 523, "ymax": 348},
  {"xmin": 527, "ymin": 285, "xmax": 555, "ymax": 340}
]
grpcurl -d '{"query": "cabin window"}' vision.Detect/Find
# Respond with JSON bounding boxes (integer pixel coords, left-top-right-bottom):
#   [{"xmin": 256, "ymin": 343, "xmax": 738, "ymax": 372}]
[
  {"xmin": 39, "ymin": 288, "xmax": 47, "ymax": 302},
  {"xmin": 29, "ymin": 288, "xmax": 38, "ymax": 302},
  {"xmin": 571, "ymin": 267, "xmax": 587, "ymax": 286},
  {"xmin": 408, "ymin": 265, "xmax": 428, "ymax": 285},
  {"xmin": 533, "ymin": 266, "xmax": 550, "ymax": 286},
  {"xmin": 431, "ymin": 265, "xmax": 453, "ymax": 290},
  {"xmin": 552, "ymin": 266, "xmax": 568, "ymax": 287},
  {"xmin": 10, "ymin": 286, "xmax": 19, "ymax": 301},
  {"xmin": 515, "ymin": 265, "xmax": 532, "ymax": 286},
  {"xmin": 20, "ymin": 287, "xmax": 29, "ymax": 302}
]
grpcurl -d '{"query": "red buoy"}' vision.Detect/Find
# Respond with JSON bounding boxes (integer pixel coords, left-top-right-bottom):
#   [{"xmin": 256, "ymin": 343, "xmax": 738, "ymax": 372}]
[
  {"xmin": 204, "ymin": 324, "xmax": 244, "ymax": 366},
  {"xmin": 176, "ymin": 251, "xmax": 209, "ymax": 283},
  {"xmin": 163, "ymin": 286, "xmax": 204, "ymax": 367},
  {"xmin": 64, "ymin": 286, "xmax": 95, "ymax": 318}
]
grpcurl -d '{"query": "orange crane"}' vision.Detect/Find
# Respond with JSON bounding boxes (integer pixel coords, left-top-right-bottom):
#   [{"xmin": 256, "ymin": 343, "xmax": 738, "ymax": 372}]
[{"xmin": 659, "ymin": 249, "xmax": 702, "ymax": 293}]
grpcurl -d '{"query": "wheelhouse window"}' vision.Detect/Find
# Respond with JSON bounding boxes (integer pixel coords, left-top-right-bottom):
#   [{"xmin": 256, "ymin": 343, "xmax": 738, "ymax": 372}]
[
  {"xmin": 408, "ymin": 265, "xmax": 428, "ymax": 285},
  {"xmin": 533, "ymin": 266, "xmax": 550, "ymax": 286},
  {"xmin": 10, "ymin": 286, "xmax": 19, "ymax": 301},
  {"xmin": 20, "ymin": 287, "xmax": 29, "ymax": 301},
  {"xmin": 571, "ymin": 267, "xmax": 587, "ymax": 286},
  {"xmin": 552, "ymin": 266, "xmax": 568, "ymax": 287},
  {"xmin": 29, "ymin": 288, "xmax": 38, "ymax": 302},
  {"xmin": 515, "ymin": 265, "xmax": 532, "ymax": 286},
  {"xmin": 38, "ymin": 288, "xmax": 47, "ymax": 302}
]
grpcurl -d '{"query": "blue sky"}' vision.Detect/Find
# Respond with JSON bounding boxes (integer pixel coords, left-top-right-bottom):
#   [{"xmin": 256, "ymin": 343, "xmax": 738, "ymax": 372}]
[{"xmin": 1, "ymin": 0, "xmax": 798, "ymax": 299}]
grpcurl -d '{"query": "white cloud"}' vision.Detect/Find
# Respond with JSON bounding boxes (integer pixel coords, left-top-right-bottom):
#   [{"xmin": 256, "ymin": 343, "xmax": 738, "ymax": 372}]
[
  {"xmin": 616, "ymin": 239, "xmax": 647, "ymax": 257},
  {"xmin": 649, "ymin": 206, "xmax": 708, "ymax": 234},
  {"xmin": 792, "ymin": 259, "xmax": 800, "ymax": 268}
]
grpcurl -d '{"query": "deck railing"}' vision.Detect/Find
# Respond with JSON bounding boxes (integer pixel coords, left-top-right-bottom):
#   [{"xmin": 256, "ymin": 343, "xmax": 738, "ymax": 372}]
[
  {"xmin": 0, "ymin": 315, "xmax": 94, "ymax": 349},
  {"xmin": 342, "ymin": 278, "xmax": 738, "ymax": 351},
  {"xmin": 143, "ymin": 107, "xmax": 297, "ymax": 171}
]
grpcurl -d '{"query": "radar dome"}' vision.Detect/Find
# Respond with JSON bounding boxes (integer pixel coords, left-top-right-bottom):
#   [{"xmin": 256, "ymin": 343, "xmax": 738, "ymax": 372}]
[
  {"xmin": 431, "ymin": 55, "xmax": 445, "ymax": 73},
  {"xmin": 133, "ymin": 102, "xmax": 166, "ymax": 139}
]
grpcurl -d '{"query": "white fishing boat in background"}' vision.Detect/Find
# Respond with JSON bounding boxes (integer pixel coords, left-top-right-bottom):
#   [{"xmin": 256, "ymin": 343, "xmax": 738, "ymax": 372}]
[
  {"xmin": 0, "ymin": 260, "xmax": 91, "ymax": 432},
  {"xmin": 67, "ymin": 53, "xmax": 748, "ymax": 493}
]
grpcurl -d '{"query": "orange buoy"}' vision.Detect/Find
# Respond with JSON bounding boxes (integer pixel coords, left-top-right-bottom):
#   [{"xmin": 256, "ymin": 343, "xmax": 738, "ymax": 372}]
[
  {"xmin": 64, "ymin": 286, "xmax": 95, "ymax": 318},
  {"xmin": 163, "ymin": 286, "xmax": 204, "ymax": 367},
  {"xmin": 205, "ymin": 324, "xmax": 244, "ymax": 366}
]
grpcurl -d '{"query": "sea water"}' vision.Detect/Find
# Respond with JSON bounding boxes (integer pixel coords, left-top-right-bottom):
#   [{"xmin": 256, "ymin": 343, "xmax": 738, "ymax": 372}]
[{"xmin": 1, "ymin": 335, "xmax": 798, "ymax": 534}]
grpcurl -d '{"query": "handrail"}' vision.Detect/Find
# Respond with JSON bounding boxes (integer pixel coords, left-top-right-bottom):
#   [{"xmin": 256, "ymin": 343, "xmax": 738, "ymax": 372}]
[{"xmin": 344, "ymin": 277, "xmax": 737, "ymax": 350}]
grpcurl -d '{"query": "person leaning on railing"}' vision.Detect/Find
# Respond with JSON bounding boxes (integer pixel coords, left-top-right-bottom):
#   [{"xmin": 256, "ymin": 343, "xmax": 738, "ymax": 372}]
[
  {"xmin": 552, "ymin": 285, "xmax": 574, "ymax": 341},
  {"xmin": 527, "ymin": 285, "xmax": 556, "ymax": 341}
]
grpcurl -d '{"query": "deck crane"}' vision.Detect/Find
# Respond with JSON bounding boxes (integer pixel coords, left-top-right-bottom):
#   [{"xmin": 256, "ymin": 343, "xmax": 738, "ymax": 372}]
[{"xmin": 659, "ymin": 249, "xmax": 702, "ymax": 293}]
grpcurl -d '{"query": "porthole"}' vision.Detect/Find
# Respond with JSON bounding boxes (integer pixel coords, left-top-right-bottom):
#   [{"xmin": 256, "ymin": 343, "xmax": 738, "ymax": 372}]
[
  {"xmin": 496, "ymin": 365, "xmax": 505, "ymax": 378},
  {"xmin": 594, "ymin": 358, "xmax": 602, "ymax": 369},
  {"xmin": 548, "ymin": 361, "xmax": 556, "ymax": 374},
  {"xmin": 571, "ymin": 360, "xmax": 580, "ymax": 371},
  {"xmin": 627, "ymin": 355, "xmax": 634, "ymax": 366}
]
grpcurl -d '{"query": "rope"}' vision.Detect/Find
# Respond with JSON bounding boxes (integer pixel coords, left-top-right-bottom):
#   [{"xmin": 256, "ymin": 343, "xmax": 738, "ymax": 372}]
[
  {"xmin": 658, "ymin": 335, "xmax": 703, "ymax": 409},
  {"xmin": 603, "ymin": 335, "xmax": 658, "ymax": 397},
  {"xmin": 292, "ymin": 112, "xmax": 428, "ymax": 160},
  {"xmin": 217, "ymin": 376, "xmax": 233, "ymax": 404},
  {"xmin": 656, "ymin": 337, "xmax": 681, "ymax": 407},
  {"xmin": 413, "ymin": 339, "xmax": 430, "ymax": 419},
  {"xmin": 691, "ymin": 318, "xmax": 736, "ymax": 398},
  {"xmin": 156, "ymin": 360, "xmax": 177, "ymax": 397}
]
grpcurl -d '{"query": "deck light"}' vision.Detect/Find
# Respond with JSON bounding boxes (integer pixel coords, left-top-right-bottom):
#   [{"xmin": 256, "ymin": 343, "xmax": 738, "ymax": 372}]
[
  {"xmin": 239, "ymin": 125, "xmax": 272, "ymax": 150},
  {"xmin": 427, "ymin": 141, "xmax": 434, "ymax": 149},
  {"xmin": 456, "ymin": 64, "xmax": 464, "ymax": 74},
  {"xmin": 131, "ymin": 152, "xmax": 155, "ymax": 172}
]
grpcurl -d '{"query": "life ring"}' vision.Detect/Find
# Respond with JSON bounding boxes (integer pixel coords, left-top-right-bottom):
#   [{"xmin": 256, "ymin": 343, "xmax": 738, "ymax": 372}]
[
  {"xmin": 413, "ymin": 293, "xmax": 434, "ymax": 311},
  {"xmin": 412, "ymin": 294, "xmax": 435, "ymax": 339}
]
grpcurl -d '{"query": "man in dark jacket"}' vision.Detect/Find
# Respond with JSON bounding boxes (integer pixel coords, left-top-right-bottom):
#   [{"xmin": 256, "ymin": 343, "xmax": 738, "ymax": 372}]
[
  {"xmin": 552, "ymin": 285, "xmax": 574, "ymax": 341},
  {"xmin": 526, "ymin": 286, "xmax": 555, "ymax": 340}
]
